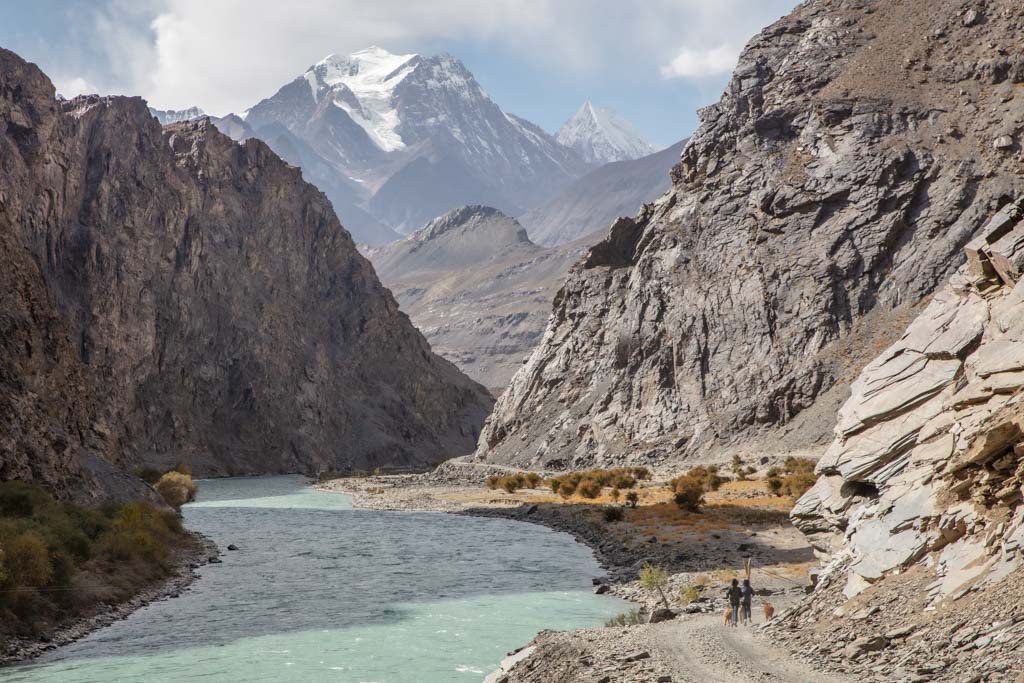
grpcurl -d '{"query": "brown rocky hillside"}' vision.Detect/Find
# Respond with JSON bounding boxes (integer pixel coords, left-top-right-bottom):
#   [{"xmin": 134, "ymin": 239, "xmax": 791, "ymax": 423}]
[{"xmin": 0, "ymin": 48, "xmax": 493, "ymax": 495}]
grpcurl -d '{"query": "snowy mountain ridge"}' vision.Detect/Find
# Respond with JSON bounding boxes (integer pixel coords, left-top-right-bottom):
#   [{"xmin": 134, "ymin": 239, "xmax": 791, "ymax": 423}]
[
  {"xmin": 556, "ymin": 101, "xmax": 656, "ymax": 164},
  {"xmin": 243, "ymin": 46, "xmax": 587, "ymax": 236}
]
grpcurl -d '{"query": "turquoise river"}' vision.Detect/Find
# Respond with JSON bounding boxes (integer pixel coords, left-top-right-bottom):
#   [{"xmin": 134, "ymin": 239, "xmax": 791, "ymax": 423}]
[{"xmin": 0, "ymin": 476, "xmax": 629, "ymax": 682}]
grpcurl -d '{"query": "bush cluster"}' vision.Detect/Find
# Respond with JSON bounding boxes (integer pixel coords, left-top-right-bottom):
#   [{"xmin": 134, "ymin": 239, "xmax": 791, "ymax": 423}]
[
  {"xmin": 484, "ymin": 472, "xmax": 543, "ymax": 493},
  {"xmin": 0, "ymin": 481, "xmax": 187, "ymax": 636},
  {"xmin": 682, "ymin": 465, "xmax": 726, "ymax": 492},
  {"xmin": 765, "ymin": 457, "xmax": 817, "ymax": 497},
  {"xmin": 666, "ymin": 474, "xmax": 705, "ymax": 511},
  {"xmin": 154, "ymin": 472, "xmax": 197, "ymax": 509},
  {"xmin": 545, "ymin": 467, "xmax": 649, "ymax": 500}
]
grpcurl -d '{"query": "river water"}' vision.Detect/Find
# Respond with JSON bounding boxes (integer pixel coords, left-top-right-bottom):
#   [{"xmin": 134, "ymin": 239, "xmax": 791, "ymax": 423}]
[{"xmin": 2, "ymin": 476, "xmax": 628, "ymax": 682}]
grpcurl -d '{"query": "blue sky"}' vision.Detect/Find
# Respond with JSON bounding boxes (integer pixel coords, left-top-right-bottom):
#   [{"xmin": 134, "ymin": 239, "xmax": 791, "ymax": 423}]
[{"xmin": 0, "ymin": 0, "xmax": 798, "ymax": 147}]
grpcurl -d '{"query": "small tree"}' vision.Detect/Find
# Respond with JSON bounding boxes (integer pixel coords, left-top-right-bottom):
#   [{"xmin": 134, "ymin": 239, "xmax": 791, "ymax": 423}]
[
  {"xmin": 625, "ymin": 491, "xmax": 639, "ymax": 508},
  {"xmin": 610, "ymin": 488, "xmax": 621, "ymax": 502},
  {"xmin": 640, "ymin": 563, "xmax": 670, "ymax": 609}
]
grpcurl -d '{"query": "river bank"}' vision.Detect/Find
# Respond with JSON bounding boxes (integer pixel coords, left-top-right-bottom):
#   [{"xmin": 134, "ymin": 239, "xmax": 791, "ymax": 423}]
[
  {"xmin": 317, "ymin": 467, "xmax": 834, "ymax": 682},
  {"xmin": 1, "ymin": 532, "xmax": 218, "ymax": 666}
]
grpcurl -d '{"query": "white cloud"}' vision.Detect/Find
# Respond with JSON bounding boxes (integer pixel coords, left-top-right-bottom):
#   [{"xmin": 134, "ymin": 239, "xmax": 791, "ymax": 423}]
[
  {"xmin": 659, "ymin": 44, "xmax": 740, "ymax": 79},
  {"xmin": 53, "ymin": 76, "xmax": 99, "ymax": 98},
  {"xmin": 17, "ymin": 0, "xmax": 798, "ymax": 115}
]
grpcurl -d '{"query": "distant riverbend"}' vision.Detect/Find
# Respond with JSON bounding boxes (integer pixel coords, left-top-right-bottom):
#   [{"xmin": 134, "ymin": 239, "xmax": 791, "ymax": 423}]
[{"xmin": 1, "ymin": 476, "xmax": 627, "ymax": 682}]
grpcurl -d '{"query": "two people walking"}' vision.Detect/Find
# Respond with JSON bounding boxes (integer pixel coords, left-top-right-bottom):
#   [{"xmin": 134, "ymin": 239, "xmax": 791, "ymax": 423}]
[{"xmin": 725, "ymin": 578, "xmax": 755, "ymax": 626}]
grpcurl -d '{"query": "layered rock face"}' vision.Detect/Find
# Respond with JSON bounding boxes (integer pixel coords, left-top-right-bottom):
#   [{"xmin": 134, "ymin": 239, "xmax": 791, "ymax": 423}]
[
  {"xmin": 364, "ymin": 206, "xmax": 589, "ymax": 392},
  {"xmin": 475, "ymin": 0, "xmax": 1024, "ymax": 471},
  {"xmin": 0, "ymin": 48, "xmax": 493, "ymax": 487},
  {"xmin": 793, "ymin": 197, "xmax": 1024, "ymax": 602}
]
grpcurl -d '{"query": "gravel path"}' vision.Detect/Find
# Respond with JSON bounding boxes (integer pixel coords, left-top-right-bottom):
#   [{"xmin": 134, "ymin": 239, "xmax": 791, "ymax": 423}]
[
  {"xmin": 648, "ymin": 615, "xmax": 852, "ymax": 683},
  {"xmin": 503, "ymin": 613, "xmax": 854, "ymax": 683}
]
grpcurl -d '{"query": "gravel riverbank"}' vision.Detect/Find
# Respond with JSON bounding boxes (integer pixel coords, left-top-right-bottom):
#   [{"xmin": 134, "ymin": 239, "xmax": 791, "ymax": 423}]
[{"xmin": 317, "ymin": 470, "xmax": 839, "ymax": 682}]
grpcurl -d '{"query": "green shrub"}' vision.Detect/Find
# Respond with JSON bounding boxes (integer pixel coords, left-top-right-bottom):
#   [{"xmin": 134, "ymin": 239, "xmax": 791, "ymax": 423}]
[
  {"xmin": 602, "ymin": 506, "xmax": 624, "ymax": 523},
  {"xmin": 4, "ymin": 532, "xmax": 53, "ymax": 588},
  {"xmin": 765, "ymin": 466, "xmax": 780, "ymax": 478},
  {"xmin": 547, "ymin": 477, "xmax": 562, "ymax": 493},
  {"xmin": 610, "ymin": 488, "xmax": 621, "ymax": 502},
  {"xmin": 525, "ymin": 472, "xmax": 542, "ymax": 489},
  {"xmin": 605, "ymin": 609, "xmax": 645, "ymax": 627},
  {"xmin": 485, "ymin": 475, "xmax": 500, "ymax": 490},
  {"xmin": 500, "ymin": 477, "xmax": 519, "ymax": 493},
  {"xmin": 557, "ymin": 481, "xmax": 576, "ymax": 498},
  {"xmin": 154, "ymin": 472, "xmax": 197, "ymax": 510},
  {"xmin": 0, "ymin": 481, "xmax": 45, "ymax": 518},
  {"xmin": 766, "ymin": 477, "xmax": 783, "ymax": 496},
  {"xmin": 625, "ymin": 491, "xmax": 639, "ymax": 508}
]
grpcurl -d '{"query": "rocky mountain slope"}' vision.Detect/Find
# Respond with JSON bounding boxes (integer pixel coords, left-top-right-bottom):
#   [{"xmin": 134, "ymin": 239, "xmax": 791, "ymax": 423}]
[
  {"xmin": 0, "ymin": 48, "xmax": 494, "ymax": 491},
  {"xmin": 473, "ymin": 0, "xmax": 1024, "ymax": 471},
  {"xmin": 243, "ymin": 47, "xmax": 587, "ymax": 235},
  {"xmin": 364, "ymin": 206, "xmax": 590, "ymax": 392},
  {"xmin": 519, "ymin": 139, "xmax": 686, "ymax": 246},
  {"xmin": 555, "ymin": 101, "xmax": 656, "ymax": 164},
  {"xmin": 774, "ymin": 196, "xmax": 1024, "ymax": 680}
]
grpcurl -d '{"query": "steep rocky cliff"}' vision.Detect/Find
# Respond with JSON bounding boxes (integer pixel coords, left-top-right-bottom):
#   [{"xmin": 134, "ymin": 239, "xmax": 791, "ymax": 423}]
[
  {"xmin": 776, "ymin": 197, "xmax": 1024, "ymax": 682},
  {"xmin": 0, "ymin": 48, "xmax": 493, "ymax": 489},
  {"xmin": 474, "ymin": 0, "xmax": 1024, "ymax": 471},
  {"xmin": 364, "ymin": 206, "xmax": 589, "ymax": 392}
]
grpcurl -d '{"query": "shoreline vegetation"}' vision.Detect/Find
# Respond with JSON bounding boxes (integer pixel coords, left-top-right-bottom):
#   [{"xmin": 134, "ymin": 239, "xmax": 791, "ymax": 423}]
[
  {"xmin": 0, "ymin": 468, "xmax": 208, "ymax": 665},
  {"xmin": 317, "ymin": 458, "xmax": 823, "ymax": 679}
]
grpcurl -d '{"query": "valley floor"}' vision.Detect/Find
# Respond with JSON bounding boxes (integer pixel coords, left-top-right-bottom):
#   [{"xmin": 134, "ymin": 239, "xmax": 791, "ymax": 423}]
[{"xmin": 317, "ymin": 462, "xmax": 845, "ymax": 683}]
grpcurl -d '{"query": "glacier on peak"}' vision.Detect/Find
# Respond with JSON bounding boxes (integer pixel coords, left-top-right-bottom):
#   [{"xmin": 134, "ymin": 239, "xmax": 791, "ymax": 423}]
[{"xmin": 305, "ymin": 47, "xmax": 420, "ymax": 152}]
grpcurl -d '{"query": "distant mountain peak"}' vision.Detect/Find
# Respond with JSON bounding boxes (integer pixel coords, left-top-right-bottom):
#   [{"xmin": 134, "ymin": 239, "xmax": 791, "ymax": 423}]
[
  {"xmin": 414, "ymin": 205, "xmax": 529, "ymax": 244},
  {"xmin": 556, "ymin": 102, "xmax": 656, "ymax": 164}
]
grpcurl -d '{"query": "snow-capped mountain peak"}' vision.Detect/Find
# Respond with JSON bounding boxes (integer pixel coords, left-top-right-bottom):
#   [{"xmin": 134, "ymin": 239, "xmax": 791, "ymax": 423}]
[
  {"xmin": 555, "ymin": 101, "xmax": 656, "ymax": 164},
  {"xmin": 303, "ymin": 47, "xmax": 420, "ymax": 151}
]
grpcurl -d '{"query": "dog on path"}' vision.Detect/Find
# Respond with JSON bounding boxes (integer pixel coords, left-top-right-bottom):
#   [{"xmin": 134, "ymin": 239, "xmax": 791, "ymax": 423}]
[
  {"xmin": 723, "ymin": 607, "xmax": 733, "ymax": 626},
  {"xmin": 763, "ymin": 601, "xmax": 775, "ymax": 622}
]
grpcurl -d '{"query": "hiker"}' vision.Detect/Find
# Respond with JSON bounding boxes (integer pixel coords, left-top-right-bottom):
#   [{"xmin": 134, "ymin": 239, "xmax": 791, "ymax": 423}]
[
  {"xmin": 726, "ymin": 578, "xmax": 742, "ymax": 626},
  {"xmin": 741, "ymin": 578, "xmax": 754, "ymax": 625}
]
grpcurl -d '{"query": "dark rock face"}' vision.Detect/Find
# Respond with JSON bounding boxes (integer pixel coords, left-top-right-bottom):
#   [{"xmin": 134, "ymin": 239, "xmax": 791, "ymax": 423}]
[
  {"xmin": 0, "ymin": 48, "xmax": 493, "ymax": 489},
  {"xmin": 475, "ymin": 0, "xmax": 1024, "ymax": 470}
]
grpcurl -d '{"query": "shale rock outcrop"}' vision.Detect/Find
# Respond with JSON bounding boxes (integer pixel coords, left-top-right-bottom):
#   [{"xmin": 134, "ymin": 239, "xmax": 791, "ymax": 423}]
[
  {"xmin": 475, "ymin": 0, "xmax": 1024, "ymax": 471},
  {"xmin": 793, "ymin": 195, "xmax": 1024, "ymax": 603},
  {"xmin": 0, "ymin": 48, "xmax": 493, "ymax": 491}
]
